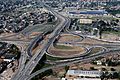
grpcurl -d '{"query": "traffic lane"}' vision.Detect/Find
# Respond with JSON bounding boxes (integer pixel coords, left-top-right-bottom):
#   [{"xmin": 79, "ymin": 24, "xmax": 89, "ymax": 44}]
[{"xmin": 27, "ymin": 49, "xmax": 120, "ymax": 80}]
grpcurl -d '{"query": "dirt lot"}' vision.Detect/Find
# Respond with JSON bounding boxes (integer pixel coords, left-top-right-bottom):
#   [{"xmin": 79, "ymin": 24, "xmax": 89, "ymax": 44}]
[
  {"xmin": 78, "ymin": 37, "xmax": 111, "ymax": 45},
  {"xmin": 102, "ymin": 33, "xmax": 120, "ymax": 41},
  {"xmin": 58, "ymin": 34, "xmax": 81, "ymax": 42},
  {"xmin": 48, "ymin": 44, "xmax": 86, "ymax": 58}
]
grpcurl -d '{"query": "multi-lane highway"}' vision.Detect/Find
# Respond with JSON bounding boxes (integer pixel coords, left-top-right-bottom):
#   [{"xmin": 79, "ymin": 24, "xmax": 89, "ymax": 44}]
[
  {"xmin": 0, "ymin": 39, "xmax": 30, "ymax": 45},
  {"xmin": 27, "ymin": 33, "xmax": 44, "ymax": 57},
  {"xmin": 9, "ymin": 1, "xmax": 120, "ymax": 80},
  {"xmin": 26, "ymin": 46, "xmax": 120, "ymax": 80},
  {"xmin": 11, "ymin": 1, "xmax": 70, "ymax": 80}
]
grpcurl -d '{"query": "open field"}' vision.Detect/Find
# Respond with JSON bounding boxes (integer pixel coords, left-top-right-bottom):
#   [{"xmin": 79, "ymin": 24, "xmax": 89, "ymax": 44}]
[
  {"xmin": 58, "ymin": 34, "xmax": 81, "ymax": 43},
  {"xmin": 78, "ymin": 37, "xmax": 110, "ymax": 45},
  {"xmin": 91, "ymin": 15, "xmax": 117, "ymax": 20},
  {"xmin": 89, "ymin": 47, "xmax": 103, "ymax": 55},
  {"xmin": 48, "ymin": 44, "xmax": 86, "ymax": 58},
  {"xmin": 32, "ymin": 44, "xmax": 43, "ymax": 55},
  {"xmin": 54, "ymin": 45, "xmax": 73, "ymax": 49},
  {"xmin": 69, "ymin": 62, "xmax": 120, "ymax": 72},
  {"xmin": 0, "ymin": 21, "xmax": 57, "ymax": 41},
  {"xmin": 102, "ymin": 31, "xmax": 120, "ymax": 41},
  {"xmin": 21, "ymin": 22, "xmax": 56, "ymax": 35}
]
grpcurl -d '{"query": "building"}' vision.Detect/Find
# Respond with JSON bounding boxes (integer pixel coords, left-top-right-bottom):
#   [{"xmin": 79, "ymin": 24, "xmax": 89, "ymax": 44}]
[
  {"xmin": 65, "ymin": 70, "xmax": 102, "ymax": 80},
  {"xmin": 62, "ymin": 78, "xmax": 101, "ymax": 80},
  {"xmin": 68, "ymin": 10, "xmax": 108, "ymax": 18},
  {"xmin": 79, "ymin": 19, "xmax": 93, "ymax": 24},
  {"xmin": 79, "ymin": 0, "xmax": 118, "ymax": 2},
  {"xmin": 69, "ymin": 10, "xmax": 108, "ymax": 15},
  {"xmin": 96, "ymin": 60, "xmax": 102, "ymax": 65}
]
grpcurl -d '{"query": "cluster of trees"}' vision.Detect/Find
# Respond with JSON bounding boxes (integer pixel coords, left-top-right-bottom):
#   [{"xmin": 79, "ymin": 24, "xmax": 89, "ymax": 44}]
[
  {"xmin": 101, "ymin": 68, "xmax": 120, "ymax": 80},
  {"xmin": 31, "ymin": 54, "xmax": 53, "ymax": 80},
  {"xmin": 104, "ymin": 58, "xmax": 120, "ymax": 66},
  {"xmin": 47, "ymin": 12, "xmax": 55, "ymax": 22},
  {"xmin": 107, "ymin": 9, "xmax": 120, "ymax": 15},
  {"xmin": 94, "ymin": 19, "xmax": 119, "ymax": 39},
  {"xmin": 92, "ymin": 58, "xmax": 120, "ymax": 66},
  {"xmin": 85, "ymin": 65, "xmax": 120, "ymax": 80}
]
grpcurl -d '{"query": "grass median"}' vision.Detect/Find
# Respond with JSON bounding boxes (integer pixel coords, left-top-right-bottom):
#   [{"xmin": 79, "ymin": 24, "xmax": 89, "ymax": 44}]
[{"xmin": 54, "ymin": 44, "xmax": 73, "ymax": 50}]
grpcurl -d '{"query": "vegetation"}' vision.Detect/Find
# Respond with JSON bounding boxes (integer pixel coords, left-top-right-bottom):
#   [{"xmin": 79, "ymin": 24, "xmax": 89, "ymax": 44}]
[
  {"xmin": 96, "ymin": 19, "xmax": 119, "ymax": 39},
  {"xmin": 103, "ymin": 31, "xmax": 120, "ymax": 35},
  {"xmin": 90, "ymin": 67, "xmax": 97, "ymax": 70},
  {"xmin": 6, "ymin": 44, "xmax": 21, "ymax": 59},
  {"xmin": 31, "ymin": 54, "xmax": 67, "ymax": 80},
  {"xmin": 101, "ymin": 71, "xmax": 119, "ymax": 80},
  {"xmin": 32, "ymin": 69, "xmax": 53, "ymax": 80},
  {"xmin": 32, "ymin": 54, "xmax": 47, "ymax": 73},
  {"xmin": 54, "ymin": 44, "xmax": 73, "ymax": 49},
  {"xmin": 65, "ymin": 66, "xmax": 69, "ymax": 72},
  {"xmin": 89, "ymin": 47, "xmax": 103, "ymax": 55},
  {"xmin": 46, "ymin": 54, "xmax": 65, "ymax": 61},
  {"xmin": 106, "ymin": 9, "xmax": 120, "ymax": 15},
  {"xmin": 63, "ymin": 66, "xmax": 69, "ymax": 77},
  {"xmin": 118, "ymin": 71, "xmax": 120, "ymax": 80},
  {"xmin": 91, "ymin": 16, "xmax": 116, "ymax": 21},
  {"xmin": 31, "ymin": 54, "xmax": 55, "ymax": 80}
]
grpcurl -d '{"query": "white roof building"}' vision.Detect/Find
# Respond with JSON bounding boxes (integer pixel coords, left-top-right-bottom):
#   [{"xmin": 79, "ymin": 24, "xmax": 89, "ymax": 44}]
[
  {"xmin": 66, "ymin": 70, "xmax": 102, "ymax": 77},
  {"xmin": 74, "ymin": 78, "xmax": 101, "ymax": 80},
  {"xmin": 79, "ymin": 19, "xmax": 93, "ymax": 24}
]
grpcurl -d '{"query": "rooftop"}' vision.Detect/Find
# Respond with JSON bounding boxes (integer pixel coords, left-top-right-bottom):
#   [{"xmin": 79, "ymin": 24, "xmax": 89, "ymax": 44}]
[
  {"xmin": 73, "ymin": 78, "xmax": 101, "ymax": 80},
  {"xmin": 69, "ymin": 10, "xmax": 108, "ymax": 15},
  {"xmin": 66, "ymin": 70, "xmax": 102, "ymax": 77}
]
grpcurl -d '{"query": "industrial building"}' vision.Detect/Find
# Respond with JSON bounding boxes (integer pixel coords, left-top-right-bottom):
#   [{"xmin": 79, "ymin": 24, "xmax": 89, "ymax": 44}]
[
  {"xmin": 64, "ymin": 70, "xmax": 102, "ymax": 80},
  {"xmin": 69, "ymin": 10, "xmax": 108, "ymax": 15}
]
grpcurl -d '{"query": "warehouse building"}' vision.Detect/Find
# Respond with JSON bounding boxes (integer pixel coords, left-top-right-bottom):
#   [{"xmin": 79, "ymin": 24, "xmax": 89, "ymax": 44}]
[
  {"xmin": 63, "ymin": 70, "xmax": 102, "ymax": 80},
  {"xmin": 69, "ymin": 10, "xmax": 108, "ymax": 15}
]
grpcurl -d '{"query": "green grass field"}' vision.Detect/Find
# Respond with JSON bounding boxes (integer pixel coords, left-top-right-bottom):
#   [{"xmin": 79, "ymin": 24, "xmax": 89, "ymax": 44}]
[
  {"xmin": 46, "ymin": 54, "xmax": 65, "ymax": 61},
  {"xmin": 91, "ymin": 16, "xmax": 116, "ymax": 20},
  {"xmin": 103, "ymin": 31, "xmax": 120, "ymax": 35},
  {"xmin": 54, "ymin": 45, "xmax": 73, "ymax": 49},
  {"xmin": 89, "ymin": 47, "xmax": 103, "ymax": 55}
]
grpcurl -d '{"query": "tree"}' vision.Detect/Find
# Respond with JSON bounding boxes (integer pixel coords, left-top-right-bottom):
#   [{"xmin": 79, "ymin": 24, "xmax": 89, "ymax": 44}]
[
  {"xmin": 101, "ymin": 68, "xmax": 107, "ymax": 71},
  {"xmin": 111, "ymin": 68, "xmax": 116, "ymax": 71},
  {"xmin": 90, "ymin": 67, "xmax": 95, "ymax": 70},
  {"xmin": 97, "ymin": 20, "xmax": 107, "ymax": 39},
  {"xmin": 65, "ymin": 66, "xmax": 69, "ymax": 72},
  {"xmin": 118, "ymin": 71, "xmax": 120, "ymax": 80},
  {"xmin": 112, "ymin": 72, "xmax": 118, "ymax": 79},
  {"xmin": 116, "ymin": 19, "xmax": 119, "ymax": 23},
  {"xmin": 111, "ymin": 20, "xmax": 118, "ymax": 26},
  {"xmin": 64, "ymin": 66, "xmax": 69, "ymax": 77},
  {"xmin": 100, "ymin": 72, "xmax": 105, "ymax": 80}
]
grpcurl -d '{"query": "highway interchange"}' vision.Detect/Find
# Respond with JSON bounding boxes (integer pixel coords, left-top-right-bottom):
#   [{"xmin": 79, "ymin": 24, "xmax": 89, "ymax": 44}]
[
  {"xmin": 11, "ymin": 1, "xmax": 70, "ymax": 80},
  {"xmin": 0, "ymin": 1, "xmax": 120, "ymax": 80}
]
